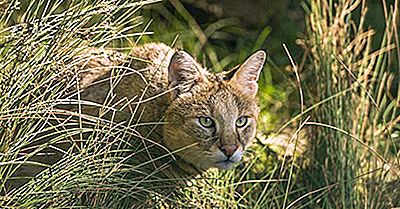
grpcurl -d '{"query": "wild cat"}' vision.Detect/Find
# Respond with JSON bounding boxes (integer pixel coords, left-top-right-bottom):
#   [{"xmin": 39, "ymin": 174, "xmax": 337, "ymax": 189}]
[{"xmin": 72, "ymin": 43, "xmax": 266, "ymax": 175}]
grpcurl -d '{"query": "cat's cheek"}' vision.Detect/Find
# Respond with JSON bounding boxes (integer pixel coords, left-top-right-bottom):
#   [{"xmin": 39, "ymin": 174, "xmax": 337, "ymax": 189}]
[
  {"xmin": 243, "ymin": 139, "xmax": 253, "ymax": 149},
  {"xmin": 239, "ymin": 124, "xmax": 257, "ymax": 148},
  {"xmin": 189, "ymin": 121, "xmax": 215, "ymax": 141}
]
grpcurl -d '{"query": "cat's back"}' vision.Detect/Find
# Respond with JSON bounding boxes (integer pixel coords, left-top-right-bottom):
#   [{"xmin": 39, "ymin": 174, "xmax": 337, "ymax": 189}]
[
  {"xmin": 74, "ymin": 43, "xmax": 176, "ymax": 125},
  {"xmin": 76, "ymin": 43, "xmax": 175, "ymax": 90},
  {"xmin": 128, "ymin": 43, "xmax": 177, "ymax": 91},
  {"xmin": 130, "ymin": 42, "xmax": 176, "ymax": 69}
]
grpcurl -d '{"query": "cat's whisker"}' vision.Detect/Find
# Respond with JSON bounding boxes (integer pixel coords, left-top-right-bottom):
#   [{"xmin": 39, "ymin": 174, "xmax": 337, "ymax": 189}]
[{"xmin": 203, "ymin": 136, "xmax": 218, "ymax": 142}]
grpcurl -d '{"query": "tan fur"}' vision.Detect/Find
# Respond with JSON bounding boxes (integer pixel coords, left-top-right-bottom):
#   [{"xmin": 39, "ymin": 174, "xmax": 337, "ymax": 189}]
[{"xmin": 69, "ymin": 43, "xmax": 265, "ymax": 175}]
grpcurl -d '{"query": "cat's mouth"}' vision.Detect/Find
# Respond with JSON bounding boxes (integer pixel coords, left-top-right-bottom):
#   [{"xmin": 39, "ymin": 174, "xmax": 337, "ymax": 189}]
[{"xmin": 214, "ymin": 159, "xmax": 237, "ymax": 170}]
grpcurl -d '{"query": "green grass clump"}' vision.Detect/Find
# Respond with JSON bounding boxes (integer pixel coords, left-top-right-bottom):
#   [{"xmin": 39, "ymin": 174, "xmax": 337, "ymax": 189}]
[
  {"xmin": 0, "ymin": 0, "xmax": 173, "ymax": 207},
  {"xmin": 293, "ymin": 0, "xmax": 400, "ymax": 207}
]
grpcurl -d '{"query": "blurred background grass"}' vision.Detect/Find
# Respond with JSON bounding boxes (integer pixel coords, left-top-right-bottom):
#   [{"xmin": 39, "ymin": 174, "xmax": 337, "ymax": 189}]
[{"xmin": 0, "ymin": 0, "xmax": 399, "ymax": 208}]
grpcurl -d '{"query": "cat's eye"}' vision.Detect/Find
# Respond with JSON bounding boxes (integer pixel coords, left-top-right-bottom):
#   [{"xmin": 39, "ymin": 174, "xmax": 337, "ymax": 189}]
[
  {"xmin": 236, "ymin": 116, "xmax": 248, "ymax": 128},
  {"xmin": 198, "ymin": 117, "xmax": 214, "ymax": 128}
]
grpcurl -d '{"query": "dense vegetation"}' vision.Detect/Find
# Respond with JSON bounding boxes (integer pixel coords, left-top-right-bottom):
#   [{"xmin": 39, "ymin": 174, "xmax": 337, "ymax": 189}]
[{"xmin": 0, "ymin": 0, "xmax": 399, "ymax": 208}]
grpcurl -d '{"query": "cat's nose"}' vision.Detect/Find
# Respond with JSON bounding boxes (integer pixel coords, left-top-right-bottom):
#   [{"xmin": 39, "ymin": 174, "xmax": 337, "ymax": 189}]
[{"xmin": 219, "ymin": 144, "xmax": 238, "ymax": 158}]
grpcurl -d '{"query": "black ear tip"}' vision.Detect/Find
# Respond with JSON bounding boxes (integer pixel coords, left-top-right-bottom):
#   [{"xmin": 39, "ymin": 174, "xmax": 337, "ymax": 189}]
[
  {"xmin": 171, "ymin": 50, "xmax": 191, "ymax": 60},
  {"xmin": 171, "ymin": 51, "xmax": 180, "ymax": 60},
  {"xmin": 168, "ymin": 50, "xmax": 199, "ymax": 74}
]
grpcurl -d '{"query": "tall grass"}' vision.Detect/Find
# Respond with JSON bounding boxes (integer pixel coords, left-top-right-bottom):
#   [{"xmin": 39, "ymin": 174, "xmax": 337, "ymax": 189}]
[
  {"xmin": 0, "ymin": 0, "xmax": 399, "ymax": 208},
  {"xmin": 294, "ymin": 0, "xmax": 400, "ymax": 208},
  {"xmin": 0, "ymin": 0, "xmax": 175, "ymax": 207}
]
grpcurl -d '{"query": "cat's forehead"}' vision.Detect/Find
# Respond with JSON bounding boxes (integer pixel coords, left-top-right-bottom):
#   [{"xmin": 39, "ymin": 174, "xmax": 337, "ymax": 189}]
[
  {"xmin": 202, "ymin": 74, "xmax": 258, "ymax": 113},
  {"xmin": 174, "ymin": 72, "xmax": 259, "ymax": 117},
  {"xmin": 207, "ymin": 73, "xmax": 250, "ymax": 98}
]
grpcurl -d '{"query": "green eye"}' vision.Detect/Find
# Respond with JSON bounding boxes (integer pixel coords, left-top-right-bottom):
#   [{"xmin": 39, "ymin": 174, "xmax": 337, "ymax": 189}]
[
  {"xmin": 236, "ymin": 116, "xmax": 248, "ymax": 128},
  {"xmin": 198, "ymin": 117, "xmax": 214, "ymax": 128}
]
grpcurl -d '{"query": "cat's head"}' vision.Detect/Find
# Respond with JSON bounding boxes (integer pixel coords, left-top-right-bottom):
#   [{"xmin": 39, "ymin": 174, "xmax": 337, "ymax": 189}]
[{"xmin": 163, "ymin": 50, "xmax": 266, "ymax": 171}]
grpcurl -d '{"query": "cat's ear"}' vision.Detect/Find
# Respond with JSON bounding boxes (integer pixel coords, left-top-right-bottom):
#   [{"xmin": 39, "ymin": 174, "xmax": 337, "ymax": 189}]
[
  {"xmin": 168, "ymin": 51, "xmax": 206, "ymax": 98},
  {"xmin": 227, "ymin": 50, "xmax": 266, "ymax": 98}
]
